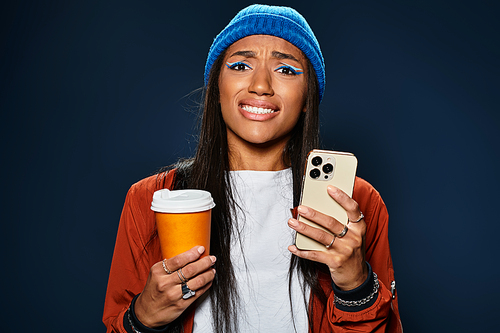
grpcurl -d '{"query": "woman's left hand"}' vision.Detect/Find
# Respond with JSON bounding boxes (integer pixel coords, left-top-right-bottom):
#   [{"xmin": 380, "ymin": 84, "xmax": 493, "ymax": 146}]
[{"xmin": 288, "ymin": 185, "xmax": 368, "ymax": 291}]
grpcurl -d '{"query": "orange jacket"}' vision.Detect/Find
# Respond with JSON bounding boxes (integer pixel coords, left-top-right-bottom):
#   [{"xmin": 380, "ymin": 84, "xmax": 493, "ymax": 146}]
[{"xmin": 103, "ymin": 172, "xmax": 402, "ymax": 332}]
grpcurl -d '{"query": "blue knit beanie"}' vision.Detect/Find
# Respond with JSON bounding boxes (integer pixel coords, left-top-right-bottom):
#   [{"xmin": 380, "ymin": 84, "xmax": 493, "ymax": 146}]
[{"xmin": 204, "ymin": 4, "xmax": 325, "ymax": 102}]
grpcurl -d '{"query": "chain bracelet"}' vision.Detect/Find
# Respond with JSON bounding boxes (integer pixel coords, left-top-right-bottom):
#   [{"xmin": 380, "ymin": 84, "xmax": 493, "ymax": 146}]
[
  {"xmin": 334, "ymin": 272, "xmax": 379, "ymax": 307},
  {"xmin": 127, "ymin": 308, "xmax": 144, "ymax": 333}
]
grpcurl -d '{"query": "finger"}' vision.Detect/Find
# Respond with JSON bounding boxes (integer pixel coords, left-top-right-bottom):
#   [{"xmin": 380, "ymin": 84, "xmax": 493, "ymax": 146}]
[
  {"xmin": 297, "ymin": 205, "xmax": 345, "ymax": 236},
  {"xmin": 177, "ymin": 255, "xmax": 216, "ymax": 281},
  {"xmin": 288, "ymin": 217, "xmax": 336, "ymax": 247},
  {"xmin": 181, "ymin": 268, "xmax": 216, "ymax": 295},
  {"xmin": 288, "ymin": 244, "xmax": 332, "ymax": 265},
  {"xmin": 164, "ymin": 246, "xmax": 207, "ymax": 272},
  {"xmin": 180, "ymin": 279, "xmax": 214, "ymax": 303},
  {"xmin": 326, "ymin": 186, "xmax": 362, "ymax": 221}
]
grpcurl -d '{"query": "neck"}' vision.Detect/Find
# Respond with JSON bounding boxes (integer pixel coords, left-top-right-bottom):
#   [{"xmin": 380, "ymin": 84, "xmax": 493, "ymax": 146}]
[{"xmin": 227, "ymin": 137, "xmax": 290, "ymax": 171}]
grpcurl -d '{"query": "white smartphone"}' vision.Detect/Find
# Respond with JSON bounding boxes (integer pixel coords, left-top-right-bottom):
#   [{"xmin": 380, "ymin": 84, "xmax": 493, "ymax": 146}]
[{"xmin": 295, "ymin": 150, "xmax": 358, "ymax": 251}]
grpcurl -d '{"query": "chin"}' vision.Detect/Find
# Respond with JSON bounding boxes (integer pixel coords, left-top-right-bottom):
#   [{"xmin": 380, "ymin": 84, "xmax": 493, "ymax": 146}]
[{"xmin": 247, "ymin": 136, "xmax": 285, "ymax": 147}]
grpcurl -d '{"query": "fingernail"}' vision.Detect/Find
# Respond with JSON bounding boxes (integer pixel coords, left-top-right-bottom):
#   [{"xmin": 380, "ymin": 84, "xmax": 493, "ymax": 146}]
[
  {"xmin": 198, "ymin": 246, "xmax": 205, "ymax": 254},
  {"xmin": 297, "ymin": 206, "xmax": 308, "ymax": 214},
  {"xmin": 212, "ymin": 268, "xmax": 216, "ymax": 275},
  {"xmin": 210, "ymin": 255, "xmax": 217, "ymax": 264},
  {"xmin": 288, "ymin": 218, "xmax": 298, "ymax": 227}
]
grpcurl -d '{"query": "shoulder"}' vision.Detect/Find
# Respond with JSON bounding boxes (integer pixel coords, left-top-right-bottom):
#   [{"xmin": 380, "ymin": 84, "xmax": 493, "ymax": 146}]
[
  {"xmin": 353, "ymin": 177, "xmax": 385, "ymax": 208},
  {"xmin": 127, "ymin": 170, "xmax": 176, "ymax": 196},
  {"xmin": 352, "ymin": 176, "xmax": 388, "ymax": 224},
  {"xmin": 128, "ymin": 174, "xmax": 158, "ymax": 195},
  {"xmin": 353, "ymin": 177, "xmax": 381, "ymax": 200},
  {"xmin": 124, "ymin": 170, "xmax": 176, "ymax": 210}
]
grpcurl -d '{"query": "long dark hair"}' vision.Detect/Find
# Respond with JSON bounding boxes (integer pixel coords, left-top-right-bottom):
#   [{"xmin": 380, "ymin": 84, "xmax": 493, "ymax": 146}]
[{"xmin": 156, "ymin": 49, "xmax": 328, "ymax": 332}]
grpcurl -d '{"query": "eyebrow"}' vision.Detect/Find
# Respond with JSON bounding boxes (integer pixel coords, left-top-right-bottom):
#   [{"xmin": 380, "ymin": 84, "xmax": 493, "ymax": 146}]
[
  {"xmin": 229, "ymin": 50, "xmax": 256, "ymax": 58},
  {"xmin": 271, "ymin": 51, "xmax": 301, "ymax": 63},
  {"xmin": 228, "ymin": 50, "xmax": 301, "ymax": 63}
]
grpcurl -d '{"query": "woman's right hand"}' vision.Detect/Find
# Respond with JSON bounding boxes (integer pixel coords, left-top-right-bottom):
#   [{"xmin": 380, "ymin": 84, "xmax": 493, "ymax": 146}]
[{"xmin": 134, "ymin": 246, "xmax": 216, "ymax": 328}]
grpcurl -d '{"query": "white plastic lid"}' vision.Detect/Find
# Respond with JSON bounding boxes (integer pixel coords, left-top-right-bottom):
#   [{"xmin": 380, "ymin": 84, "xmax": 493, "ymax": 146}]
[{"xmin": 151, "ymin": 189, "xmax": 215, "ymax": 213}]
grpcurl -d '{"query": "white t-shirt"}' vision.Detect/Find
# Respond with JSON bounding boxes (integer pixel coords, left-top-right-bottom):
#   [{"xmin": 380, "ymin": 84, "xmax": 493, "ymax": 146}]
[{"xmin": 192, "ymin": 169, "xmax": 309, "ymax": 332}]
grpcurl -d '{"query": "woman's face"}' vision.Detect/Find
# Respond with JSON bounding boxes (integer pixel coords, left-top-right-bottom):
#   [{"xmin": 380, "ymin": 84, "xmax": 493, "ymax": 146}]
[{"xmin": 219, "ymin": 35, "xmax": 308, "ymax": 149}]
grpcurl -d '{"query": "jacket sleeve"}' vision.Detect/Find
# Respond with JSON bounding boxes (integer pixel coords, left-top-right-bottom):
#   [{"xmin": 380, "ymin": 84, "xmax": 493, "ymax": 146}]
[
  {"xmin": 320, "ymin": 177, "xmax": 403, "ymax": 332},
  {"xmin": 102, "ymin": 176, "xmax": 165, "ymax": 332}
]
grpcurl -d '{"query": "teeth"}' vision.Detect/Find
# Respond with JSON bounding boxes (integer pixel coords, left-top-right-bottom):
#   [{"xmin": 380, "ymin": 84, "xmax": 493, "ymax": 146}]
[{"xmin": 241, "ymin": 105, "xmax": 276, "ymax": 114}]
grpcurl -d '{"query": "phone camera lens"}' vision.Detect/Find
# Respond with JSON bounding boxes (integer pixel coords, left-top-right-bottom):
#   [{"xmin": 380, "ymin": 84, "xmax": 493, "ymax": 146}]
[
  {"xmin": 311, "ymin": 156, "xmax": 322, "ymax": 166},
  {"xmin": 309, "ymin": 168, "xmax": 321, "ymax": 179},
  {"xmin": 323, "ymin": 163, "xmax": 333, "ymax": 174}
]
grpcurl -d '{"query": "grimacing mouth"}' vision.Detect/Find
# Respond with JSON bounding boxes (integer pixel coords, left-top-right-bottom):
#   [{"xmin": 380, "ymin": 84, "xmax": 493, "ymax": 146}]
[{"xmin": 240, "ymin": 104, "xmax": 278, "ymax": 114}]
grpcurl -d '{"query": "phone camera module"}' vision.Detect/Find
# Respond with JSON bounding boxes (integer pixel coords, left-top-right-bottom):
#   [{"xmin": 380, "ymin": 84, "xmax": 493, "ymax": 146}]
[
  {"xmin": 311, "ymin": 156, "xmax": 322, "ymax": 166},
  {"xmin": 322, "ymin": 163, "xmax": 334, "ymax": 174},
  {"xmin": 309, "ymin": 168, "xmax": 321, "ymax": 179}
]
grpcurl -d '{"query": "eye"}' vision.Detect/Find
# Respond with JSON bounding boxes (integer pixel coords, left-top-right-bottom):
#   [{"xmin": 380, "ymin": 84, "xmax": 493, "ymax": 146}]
[
  {"xmin": 275, "ymin": 64, "xmax": 303, "ymax": 76},
  {"xmin": 226, "ymin": 61, "xmax": 252, "ymax": 71}
]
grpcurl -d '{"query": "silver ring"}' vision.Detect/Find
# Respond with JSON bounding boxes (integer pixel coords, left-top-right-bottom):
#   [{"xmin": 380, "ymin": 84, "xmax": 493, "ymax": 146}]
[
  {"xmin": 177, "ymin": 268, "xmax": 188, "ymax": 284},
  {"xmin": 326, "ymin": 236, "xmax": 335, "ymax": 249},
  {"xmin": 348, "ymin": 212, "xmax": 364, "ymax": 224},
  {"xmin": 336, "ymin": 225, "xmax": 348, "ymax": 238},
  {"xmin": 181, "ymin": 283, "xmax": 196, "ymax": 300},
  {"xmin": 162, "ymin": 259, "xmax": 172, "ymax": 274}
]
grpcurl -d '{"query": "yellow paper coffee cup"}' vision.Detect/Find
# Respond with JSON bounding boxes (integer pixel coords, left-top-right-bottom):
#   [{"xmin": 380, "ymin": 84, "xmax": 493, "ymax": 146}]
[{"xmin": 151, "ymin": 189, "xmax": 215, "ymax": 259}]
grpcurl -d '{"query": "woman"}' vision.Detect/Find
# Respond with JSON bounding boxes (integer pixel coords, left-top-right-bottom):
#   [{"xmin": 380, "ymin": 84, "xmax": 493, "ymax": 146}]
[{"xmin": 103, "ymin": 4, "xmax": 402, "ymax": 333}]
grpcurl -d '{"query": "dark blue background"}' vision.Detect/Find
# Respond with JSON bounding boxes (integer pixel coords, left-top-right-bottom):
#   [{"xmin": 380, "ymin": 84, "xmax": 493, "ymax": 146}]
[{"xmin": 1, "ymin": 1, "xmax": 498, "ymax": 332}]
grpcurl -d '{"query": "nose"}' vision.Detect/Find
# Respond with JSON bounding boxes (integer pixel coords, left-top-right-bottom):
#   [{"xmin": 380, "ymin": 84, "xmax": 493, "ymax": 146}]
[{"xmin": 248, "ymin": 66, "xmax": 274, "ymax": 96}]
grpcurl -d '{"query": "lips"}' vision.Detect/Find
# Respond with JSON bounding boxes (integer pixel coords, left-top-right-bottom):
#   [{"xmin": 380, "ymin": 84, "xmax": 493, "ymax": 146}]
[
  {"xmin": 241, "ymin": 105, "xmax": 275, "ymax": 114},
  {"xmin": 239, "ymin": 99, "xmax": 279, "ymax": 115}
]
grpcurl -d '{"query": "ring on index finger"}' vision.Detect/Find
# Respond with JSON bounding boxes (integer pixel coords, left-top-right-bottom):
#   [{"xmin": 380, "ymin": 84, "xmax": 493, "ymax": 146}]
[
  {"xmin": 348, "ymin": 212, "xmax": 364, "ymax": 224},
  {"xmin": 162, "ymin": 259, "xmax": 172, "ymax": 274}
]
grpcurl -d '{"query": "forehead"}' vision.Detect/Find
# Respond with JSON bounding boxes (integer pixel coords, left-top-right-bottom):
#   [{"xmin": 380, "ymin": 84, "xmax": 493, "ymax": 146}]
[{"xmin": 226, "ymin": 35, "xmax": 305, "ymax": 61}]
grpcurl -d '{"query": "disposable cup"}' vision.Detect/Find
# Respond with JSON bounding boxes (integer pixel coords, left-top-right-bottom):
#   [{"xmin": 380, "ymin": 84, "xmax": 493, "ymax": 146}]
[{"xmin": 151, "ymin": 189, "xmax": 215, "ymax": 259}]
